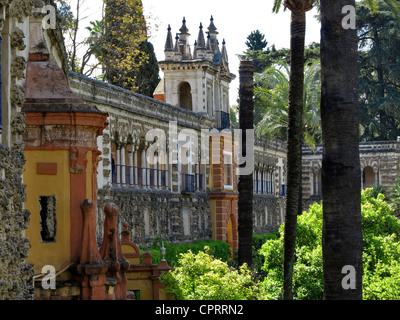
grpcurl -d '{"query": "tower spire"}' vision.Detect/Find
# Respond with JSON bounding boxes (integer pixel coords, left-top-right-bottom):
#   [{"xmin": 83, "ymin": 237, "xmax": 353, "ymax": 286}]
[
  {"xmin": 197, "ymin": 22, "xmax": 206, "ymax": 49},
  {"xmin": 164, "ymin": 24, "xmax": 174, "ymax": 51},
  {"xmin": 179, "ymin": 17, "xmax": 189, "ymax": 34}
]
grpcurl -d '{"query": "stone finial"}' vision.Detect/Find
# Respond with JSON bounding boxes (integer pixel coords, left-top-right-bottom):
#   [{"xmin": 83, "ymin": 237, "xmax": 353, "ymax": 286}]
[
  {"xmin": 208, "ymin": 15, "xmax": 218, "ymax": 34},
  {"xmin": 196, "ymin": 23, "xmax": 206, "ymax": 49},
  {"xmin": 179, "ymin": 17, "xmax": 189, "ymax": 34},
  {"xmin": 164, "ymin": 24, "xmax": 174, "ymax": 51}
]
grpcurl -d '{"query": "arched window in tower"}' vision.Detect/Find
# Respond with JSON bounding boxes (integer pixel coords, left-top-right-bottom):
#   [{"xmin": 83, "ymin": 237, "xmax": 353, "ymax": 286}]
[{"xmin": 179, "ymin": 82, "xmax": 192, "ymax": 111}]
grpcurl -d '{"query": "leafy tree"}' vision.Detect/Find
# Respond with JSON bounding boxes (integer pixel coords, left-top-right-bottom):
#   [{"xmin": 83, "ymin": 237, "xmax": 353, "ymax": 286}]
[
  {"xmin": 255, "ymin": 60, "xmax": 321, "ymax": 149},
  {"xmin": 239, "ymin": 41, "xmax": 320, "ymax": 74},
  {"xmin": 134, "ymin": 40, "xmax": 160, "ymax": 97},
  {"xmin": 259, "ymin": 189, "xmax": 400, "ymax": 300},
  {"xmin": 245, "ymin": 30, "xmax": 268, "ymax": 51},
  {"xmin": 160, "ymin": 248, "xmax": 263, "ymax": 300},
  {"xmin": 101, "ymin": 0, "xmax": 148, "ymax": 90},
  {"xmin": 54, "ymin": 0, "xmax": 74, "ymax": 31},
  {"xmin": 357, "ymin": 0, "xmax": 400, "ymax": 141}
]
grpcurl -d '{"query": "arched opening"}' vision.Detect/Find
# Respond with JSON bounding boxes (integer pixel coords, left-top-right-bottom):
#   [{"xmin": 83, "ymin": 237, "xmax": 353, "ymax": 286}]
[
  {"xmin": 179, "ymin": 82, "xmax": 192, "ymax": 111},
  {"xmin": 313, "ymin": 168, "xmax": 322, "ymax": 195},
  {"xmin": 363, "ymin": 166, "xmax": 377, "ymax": 189}
]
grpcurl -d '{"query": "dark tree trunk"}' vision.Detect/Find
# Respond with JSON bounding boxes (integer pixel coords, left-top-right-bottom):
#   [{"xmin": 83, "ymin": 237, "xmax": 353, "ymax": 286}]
[
  {"xmin": 238, "ymin": 60, "xmax": 254, "ymax": 268},
  {"xmin": 320, "ymin": 0, "xmax": 363, "ymax": 300},
  {"xmin": 282, "ymin": 7, "xmax": 306, "ymax": 300}
]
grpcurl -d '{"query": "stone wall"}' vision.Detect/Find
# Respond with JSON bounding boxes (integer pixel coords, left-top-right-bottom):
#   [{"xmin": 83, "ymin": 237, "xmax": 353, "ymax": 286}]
[
  {"xmin": 0, "ymin": 145, "xmax": 33, "ymax": 299},
  {"xmin": 96, "ymin": 187, "xmax": 212, "ymax": 247},
  {"xmin": 253, "ymin": 194, "xmax": 284, "ymax": 234}
]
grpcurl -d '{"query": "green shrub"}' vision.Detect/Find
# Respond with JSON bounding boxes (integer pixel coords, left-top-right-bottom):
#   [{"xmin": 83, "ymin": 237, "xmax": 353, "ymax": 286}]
[
  {"xmin": 159, "ymin": 248, "xmax": 264, "ymax": 300},
  {"xmin": 259, "ymin": 188, "xmax": 400, "ymax": 300},
  {"xmin": 142, "ymin": 239, "xmax": 232, "ymax": 267}
]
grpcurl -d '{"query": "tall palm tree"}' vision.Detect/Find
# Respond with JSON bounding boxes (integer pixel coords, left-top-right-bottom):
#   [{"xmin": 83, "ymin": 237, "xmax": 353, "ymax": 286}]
[
  {"xmin": 238, "ymin": 60, "xmax": 255, "ymax": 268},
  {"xmin": 272, "ymin": 0, "xmax": 316, "ymax": 300},
  {"xmin": 320, "ymin": 0, "xmax": 400, "ymax": 300},
  {"xmin": 273, "ymin": 0, "xmax": 400, "ymax": 300},
  {"xmin": 320, "ymin": 0, "xmax": 363, "ymax": 300}
]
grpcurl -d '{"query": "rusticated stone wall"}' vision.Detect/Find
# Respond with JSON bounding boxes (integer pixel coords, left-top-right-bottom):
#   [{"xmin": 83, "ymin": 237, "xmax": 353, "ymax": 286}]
[
  {"xmin": 253, "ymin": 195, "xmax": 284, "ymax": 234},
  {"xmin": 96, "ymin": 187, "xmax": 212, "ymax": 247},
  {"xmin": 0, "ymin": 145, "xmax": 33, "ymax": 300}
]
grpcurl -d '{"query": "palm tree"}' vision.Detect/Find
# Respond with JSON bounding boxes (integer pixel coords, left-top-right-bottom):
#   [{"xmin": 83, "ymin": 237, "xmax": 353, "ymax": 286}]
[
  {"xmin": 255, "ymin": 60, "xmax": 321, "ymax": 150},
  {"xmin": 272, "ymin": 0, "xmax": 316, "ymax": 300},
  {"xmin": 273, "ymin": 0, "xmax": 400, "ymax": 300},
  {"xmin": 320, "ymin": 0, "xmax": 400, "ymax": 300},
  {"xmin": 320, "ymin": 0, "xmax": 363, "ymax": 300},
  {"xmin": 238, "ymin": 60, "xmax": 254, "ymax": 268}
]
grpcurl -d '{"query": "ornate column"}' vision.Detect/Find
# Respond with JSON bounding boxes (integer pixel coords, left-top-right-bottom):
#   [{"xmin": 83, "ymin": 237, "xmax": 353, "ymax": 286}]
[
  {"xmin": 134, "ymin": 146, "xmax": 138, "ymax": 187},
  {"xmin": 374, "ymin": 167, "xmax": 379, "ymax": 185},
  {"xmin": 121, "ymin": 143, "xmax": 126, "ymax": 186},
  {"xmin": 127, "ymin": 144, "xmax": 134, "ymax": 186},
  {"xmin": 116, "ymin": 143, "xmax": 121, "ymax": 185}
]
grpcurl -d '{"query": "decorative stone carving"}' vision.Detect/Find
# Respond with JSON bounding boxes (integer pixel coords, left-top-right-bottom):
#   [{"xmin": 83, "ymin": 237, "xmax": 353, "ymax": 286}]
[
  {"xmin": 9, "ymin": 0, "xmax": 35, "ymax": 23},
  {"xmin": 10, "ymin": 27, "xmax": 26, "ymax": 50},
  {"xmin": 10, "ymin": 84, "xmax": 25, "ymax": 108},
  {"xmin": 11, "ymin": 56, "xmax": 26, "ymax": 79}
]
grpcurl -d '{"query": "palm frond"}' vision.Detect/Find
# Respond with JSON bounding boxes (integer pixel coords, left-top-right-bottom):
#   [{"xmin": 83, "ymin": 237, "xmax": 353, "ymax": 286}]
[{"xmin": 272, "ymin": 0, "xmax": 283, "ymax": 13}]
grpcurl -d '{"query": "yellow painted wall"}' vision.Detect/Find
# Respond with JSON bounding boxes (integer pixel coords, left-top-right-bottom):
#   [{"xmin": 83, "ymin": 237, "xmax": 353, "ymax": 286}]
[{"xmin": 24, "ymin": 150, "xmax": 71, "ymax": 275}]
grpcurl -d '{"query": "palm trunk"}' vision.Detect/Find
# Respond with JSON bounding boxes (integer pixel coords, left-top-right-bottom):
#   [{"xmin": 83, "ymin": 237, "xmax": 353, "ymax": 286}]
[
  {"xmin": 320, "ymin": 0, "xmax": 363, "ymax": 300},
  {"xmin": 238, "ymin": 60, "xmax": 254, "ymax": 268},
  {"xmin": 283, "ymin": 7, "xmax": 306, "ymax": 300}
]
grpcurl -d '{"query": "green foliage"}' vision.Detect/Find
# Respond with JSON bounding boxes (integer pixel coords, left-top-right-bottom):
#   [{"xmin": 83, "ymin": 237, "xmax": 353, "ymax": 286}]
[
  {"xmin": 54, "ymin": 0, "xmax": 74, "ymax": 31},
  {"xmin": 254, "ymin": 59, "xmax": 321, "ymax": 149},
  {"xmin": 369, "ymin": 184, "xmax": 388, "ymax": 199},
  {"xmin": 143, "ymin": 238, "xmax": 232, "ymax": 268},
  {"xmin": 245, "ymin": 30, "xmax": 268, "ymax": 51},
  {"xmin": 160, "ymin": 248, "xmax": 263, "ymax": 300},
  {"xmin": 102, "ymin": 0, "xmax": 148, "ymax": 90},
  {"xmin": 358, "ymin": 0, "xmax": 400, "ymax": 141},
  {"xmin": 259, "ymin": 188, "xmax": 400, "ymax": 300},
  {"xmin": 390, "ymin": 176, "xmax": 400, "ymax": 216}
]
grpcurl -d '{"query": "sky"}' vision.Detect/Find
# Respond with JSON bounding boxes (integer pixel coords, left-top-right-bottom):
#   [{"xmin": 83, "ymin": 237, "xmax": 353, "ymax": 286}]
[
  {"xmin": 141, "ymin": 0, "xmax": 321, "ymax": 104},
  {"xmin": 70, "ymin": 0, "xmax": 321, "ymax": 105}
]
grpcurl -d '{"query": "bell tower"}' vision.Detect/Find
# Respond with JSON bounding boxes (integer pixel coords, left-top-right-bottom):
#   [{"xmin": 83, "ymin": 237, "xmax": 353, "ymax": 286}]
[{"xmin": 156, "ymin": 16, "xmax": 235, "ymax": 129}]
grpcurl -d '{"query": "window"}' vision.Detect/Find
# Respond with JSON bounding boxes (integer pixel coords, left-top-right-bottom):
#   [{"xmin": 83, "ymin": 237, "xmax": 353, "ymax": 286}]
[
  {"xmin": 179, "ymin": 82, "xmax": 192, "ymax": 111},
  {"xmin": 223, "ymin": 151, "xmax": 233, "ymax": 189},
  {"xmin": 39, "ymin": 196, "xmax": 57, "ymax": 242}
]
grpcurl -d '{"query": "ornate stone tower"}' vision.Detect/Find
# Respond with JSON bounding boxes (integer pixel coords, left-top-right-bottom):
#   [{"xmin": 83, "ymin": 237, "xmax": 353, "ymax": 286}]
[{"xmin": 156, "ymin": 16, "xmax": 235, "ymax": 129}]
